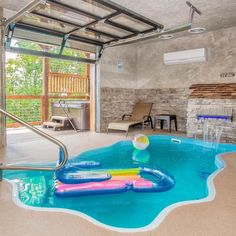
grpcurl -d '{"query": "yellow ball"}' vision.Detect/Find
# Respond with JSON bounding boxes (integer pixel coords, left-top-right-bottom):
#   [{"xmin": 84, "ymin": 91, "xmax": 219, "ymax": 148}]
[{"xmin": 132, "ymin": 134, "xmax": 149, "ymax": 150}]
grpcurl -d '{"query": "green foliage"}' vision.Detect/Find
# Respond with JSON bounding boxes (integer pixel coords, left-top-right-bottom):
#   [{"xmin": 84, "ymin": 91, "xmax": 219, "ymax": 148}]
[
  {"xmin": 6, "ymin": 41, "xmax": 43, "ymax": 95},
  {"xmin": 6, "ymin": 99, "xmax": 41, "ymax": 124},
  {"xmin": 50, "ymin": 48, "xmax": 88, "ymax": 75},
  {"xmin": 6, "ymin": 40, "xmax": 89, "ymax": 124},
  {"xmin": 6, "ymin": 40, "xmax": 88, "ymax": 95}
]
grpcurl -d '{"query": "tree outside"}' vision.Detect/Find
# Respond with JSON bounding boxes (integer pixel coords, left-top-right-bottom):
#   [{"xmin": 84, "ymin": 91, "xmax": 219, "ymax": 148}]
[{"xmin": 6, "ymin": 40, "xmax": 89, "ymax": 125}]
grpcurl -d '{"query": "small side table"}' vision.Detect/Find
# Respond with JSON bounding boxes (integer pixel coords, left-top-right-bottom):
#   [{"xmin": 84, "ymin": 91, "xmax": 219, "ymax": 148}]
[{"xmin": 153, "ymin": 114, "xmax": 177, "ymax": 133}]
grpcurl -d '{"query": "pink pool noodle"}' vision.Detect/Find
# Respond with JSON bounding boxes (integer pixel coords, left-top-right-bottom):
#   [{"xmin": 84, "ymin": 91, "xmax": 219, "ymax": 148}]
[
  {"xmin": 56, "ymin": 180, "xmax": 127, "ymax": 193},
  {"xmin": 56, "ymin": 178, "xmax": 154, "ymax": 193}
]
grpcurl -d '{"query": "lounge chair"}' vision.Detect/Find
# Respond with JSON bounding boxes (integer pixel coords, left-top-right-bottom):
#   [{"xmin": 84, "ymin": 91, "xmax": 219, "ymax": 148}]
[{"xmin": 107, "ymin": 102, "xmax": 153, "ymax": 136}]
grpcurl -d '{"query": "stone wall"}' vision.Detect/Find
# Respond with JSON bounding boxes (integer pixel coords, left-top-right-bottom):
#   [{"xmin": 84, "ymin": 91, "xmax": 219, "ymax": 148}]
[
  {"xmin": 100, "ymin": 88, "xmax": 136, "ymax": 132},
  {"xmin": 100, "ymin": 87, "xmax": 190, "ymax": 132},
  {"xmin": 101, "ymin": 87, "xmax": 236, "ymax": 142},
  {"xmin": 135, "ymin": 88, "xmax": 190, "ymax": 132},
  {"xmin": 187, "ymin": 99, "xmax": 236, "ymax": 143}
]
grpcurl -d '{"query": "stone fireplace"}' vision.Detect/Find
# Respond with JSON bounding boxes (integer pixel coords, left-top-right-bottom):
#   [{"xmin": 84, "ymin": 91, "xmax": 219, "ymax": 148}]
[{"xmin": 187, "ymin": 84, "xmax": 236, "ymax": 143}]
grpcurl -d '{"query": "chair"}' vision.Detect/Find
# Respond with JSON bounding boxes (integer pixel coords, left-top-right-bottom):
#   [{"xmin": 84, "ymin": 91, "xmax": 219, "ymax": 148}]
[{"xmin": 107, "ymin": 102, "xmax": 153, "ymax": 136}]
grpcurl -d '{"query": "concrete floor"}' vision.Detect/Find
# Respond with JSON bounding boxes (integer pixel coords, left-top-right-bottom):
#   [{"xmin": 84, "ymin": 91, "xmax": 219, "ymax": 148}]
[{"xmin": 0, "ymin": 127, "xmax": 236, "ymax": 236}]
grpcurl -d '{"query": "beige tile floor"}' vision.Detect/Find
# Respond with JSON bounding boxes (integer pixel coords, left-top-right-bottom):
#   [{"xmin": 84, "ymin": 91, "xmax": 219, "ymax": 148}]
[{"xmin": 0, "ymin": 127, "xmax": 236, "ymax": 236}]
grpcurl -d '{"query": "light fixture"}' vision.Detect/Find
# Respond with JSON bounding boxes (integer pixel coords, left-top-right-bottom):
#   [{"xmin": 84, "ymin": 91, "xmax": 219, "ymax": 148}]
[
  {"xmin": 188, "ymin": 27, "xmax": 205, "ymax": 34},
  {"xmin": 158, "ymin": 34, "xmax": 174, "ymax": 40},
  {"xmin": 138, "ymin": 33, "xmax": 145, "ymax": 38},
  {"xmin": 96, "ymin": 34, "xmax": 101, "ymax": 40},
  {"xmin": 156, "ymin": 28, "xmax": 162, "ymax": 33}
]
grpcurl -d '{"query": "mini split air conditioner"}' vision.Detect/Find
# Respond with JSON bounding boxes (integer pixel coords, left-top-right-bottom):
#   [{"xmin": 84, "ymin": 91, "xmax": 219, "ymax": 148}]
[{"xmin": 164, "ymin": 48, "xmax": 207, "ymax": 65}]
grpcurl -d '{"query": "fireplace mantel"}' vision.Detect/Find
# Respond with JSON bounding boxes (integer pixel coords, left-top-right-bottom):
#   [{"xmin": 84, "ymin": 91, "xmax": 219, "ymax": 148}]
[{"xmin": 189, "ymin": 83, "xmax": 236, "ymax": 99}]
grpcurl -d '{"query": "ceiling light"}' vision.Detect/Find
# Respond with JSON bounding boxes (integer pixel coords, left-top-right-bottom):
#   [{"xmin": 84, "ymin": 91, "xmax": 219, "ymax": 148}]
[
  {"xmin": 139, "ymin": 33, "xmax": 145, "ymax": 38},
  {"xmin": 156, "ymin": 28, "xmax": 162, "ymax": 33},
  {"xmin": 158, "ymin": 34, "xmax": 174, "ymax": 40},
  {"xmin": 188, "ymin": 27, "xmax": 205, "ymax": 34}
]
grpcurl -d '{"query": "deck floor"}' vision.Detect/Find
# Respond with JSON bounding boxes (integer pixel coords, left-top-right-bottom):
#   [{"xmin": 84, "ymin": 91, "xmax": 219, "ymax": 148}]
[{"xmin": 0, "ymin": 127, "xmax": 236, "ymax": 236}]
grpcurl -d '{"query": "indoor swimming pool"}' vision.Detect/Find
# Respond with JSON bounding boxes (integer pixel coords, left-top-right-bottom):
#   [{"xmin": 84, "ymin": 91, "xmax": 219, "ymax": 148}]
[{"xmin": 4, "ymin": 135, "xmax": 236, "ymax": 231}]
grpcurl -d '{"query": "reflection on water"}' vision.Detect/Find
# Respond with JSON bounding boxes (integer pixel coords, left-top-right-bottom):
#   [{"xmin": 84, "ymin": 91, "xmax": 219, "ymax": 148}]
[
  {"xmin": 13, "ymin": 176, "xmax": 54, "ymax": 206},
  {"xmin": 132, "ymin": 150, "xmax": 150, "ymax": 164}
]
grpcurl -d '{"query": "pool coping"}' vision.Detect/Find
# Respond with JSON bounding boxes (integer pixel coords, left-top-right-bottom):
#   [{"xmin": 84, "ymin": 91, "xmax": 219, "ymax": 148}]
[{"xmin": 4, "ymin": 135, "xmax": 236, "ymax": 233}]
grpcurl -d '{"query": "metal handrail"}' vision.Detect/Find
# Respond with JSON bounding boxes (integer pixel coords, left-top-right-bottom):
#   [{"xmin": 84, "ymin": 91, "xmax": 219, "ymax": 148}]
[
  {"xmin": 59, "ymin": 99, "xmax": 79, "ymax": 133},
  {"xmin": 0, "ymin": 109, "xmax": 68, "ymax": 178}
]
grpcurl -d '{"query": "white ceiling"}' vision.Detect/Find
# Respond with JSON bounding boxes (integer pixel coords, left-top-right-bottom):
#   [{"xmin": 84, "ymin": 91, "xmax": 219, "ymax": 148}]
[{"xmin": 0, "ymin": 0, "xmax": 236, "ymax": 32}]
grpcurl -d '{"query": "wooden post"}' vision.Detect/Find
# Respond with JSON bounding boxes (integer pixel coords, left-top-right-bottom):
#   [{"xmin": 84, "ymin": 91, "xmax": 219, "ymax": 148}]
[
  {"xmin": 85, "ymin": 53, "xmax": 94, "ymax": 131},
  {"xmin": 42, "ymin": 57, "xmax": 49, "ymax": 122},
  {"xmin": 89, "ymin": 64, "xmax": 96, "ymax": 131},
  {"xmin": 87, "ymin": 61, "xmax": 90, "ymax": 95}
]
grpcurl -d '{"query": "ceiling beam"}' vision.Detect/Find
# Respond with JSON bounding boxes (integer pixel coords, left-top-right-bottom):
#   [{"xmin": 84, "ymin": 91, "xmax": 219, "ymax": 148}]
[
  {"xmin": 16, "ymin": 22, "xmax": 104, "ymax": 46},
  {"xmin": 105, "ymin": 23, "xmax": 192, "ymax": 48},
  {"xmin": 47, "ymin": 0, "xmax": 101, "ymax": 21},
  {"xmin": 31, "ymin": 11, "xmax": 83, "ymax": 28},
  {"xmin": 87, "ymin": 28, "xmax": 120, "ymax": 40},
  {"xmin": 92, "ymin": 0, "xmax": 163, "ymax": 29},
  {"xmin": 5, "ymin": 0, "xmax": 44, "ymax": 27},
  {"xmin": 63, "ymin": 11, "xmax": 121, "ymax": 40},
  {"xmin": 105, "ymin": 20, "xmax": 138, "ymax": 34},
  {"xmin": 7, "ymin": 47, "xmax": 96, "ymax": 64}
]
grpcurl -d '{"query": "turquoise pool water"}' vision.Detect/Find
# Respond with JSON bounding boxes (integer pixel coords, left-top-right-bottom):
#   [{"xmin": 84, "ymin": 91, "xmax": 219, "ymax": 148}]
[{"xmin": 4, "ymin": 135, "xmax": 236, "ymax": 229}]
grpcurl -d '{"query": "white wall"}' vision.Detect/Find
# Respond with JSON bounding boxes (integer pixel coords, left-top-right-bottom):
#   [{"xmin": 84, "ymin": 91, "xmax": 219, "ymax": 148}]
[
  {"xmin": 100, "ymin": 44, "xmax": 137, "ymax": 89},
  {"xmin": 100, "ymin": 26, "xmax": 236, "ymax": 90},
  {"xmin": 136, "ymin": 26, "xmax": 236, "ymax": 89}
]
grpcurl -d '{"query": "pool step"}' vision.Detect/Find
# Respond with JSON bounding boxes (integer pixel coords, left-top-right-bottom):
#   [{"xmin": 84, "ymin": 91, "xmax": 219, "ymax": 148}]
[{"xmin": 42, "ymin": 116, "xmax": 73, "ymax": 131}]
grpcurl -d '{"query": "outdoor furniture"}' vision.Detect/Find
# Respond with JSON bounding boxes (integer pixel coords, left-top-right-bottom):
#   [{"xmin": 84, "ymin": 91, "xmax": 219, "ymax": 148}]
[
  {"xmin": 107, "ymin": 102, "xmax": 153, "ymax": 136},
  {"xmin": 153, "ymin": 114, "xmax": 177, "ymax": 133}
]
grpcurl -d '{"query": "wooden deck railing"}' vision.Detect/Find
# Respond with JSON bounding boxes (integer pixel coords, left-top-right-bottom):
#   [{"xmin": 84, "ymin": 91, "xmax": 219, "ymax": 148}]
[
  {"xmin": 6, "ymin": 95, "xmax": 42, "ymax": 128},
  {"xmin": 6, "ymin": 71, "xmax": 90, "ymax": 127},
  {"xmin": 48, "ymin": 72, "xmax": 89, "ymax": 95}
]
